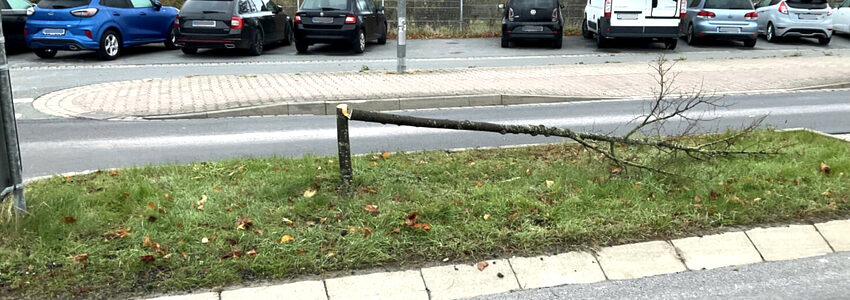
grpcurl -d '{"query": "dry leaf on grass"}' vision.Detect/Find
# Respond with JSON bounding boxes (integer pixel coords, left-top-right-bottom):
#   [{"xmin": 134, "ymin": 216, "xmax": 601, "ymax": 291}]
[
  {"xmin": 476, "ymin": 261, "xmax": 489, "ymax": 271},
  {"xmin": 545, "ymin": 180, "xmax": 554, "ymax": 188},
  {"xmin": 201, "ymin": 237, "xmax": 209, "ymax": 244},
  {"xmin": 143, "ymin": 235, "xmax": 153, "ymax": 247},
  {"xmin": 280, "ymin": 235, "xmax": 294, "ymax": 243},
  {"xmin": 140, "ymin": 255, "xmax": 156, "ymax": 262},
  {"xmin": 303, "ymin": 189, "xmax": 317, "ymax": 198},
  {"xmin": 236, "ymin": 217, "xmax": 254, "ymax": 230},
  {"xmin": 381, "ymin": 152, "xmax": 392, "ymax": 159},
  {"xmin": 70, "ymin": 253, "xmax": 89, "ymax": 266},
  {"xmin": 62, "ymin": 216, "xmax": 77, "ymax": 224},
  {"xmin": 364, "ymin": 204, "xmax": 379, "ymax": 213},
  {"xmin": 820, "ymin": 162, "xmax": 832, "ymax": 174},
  {"xmin": 282, "ymin": 217, "xmax": 294, "ymax": 227}
]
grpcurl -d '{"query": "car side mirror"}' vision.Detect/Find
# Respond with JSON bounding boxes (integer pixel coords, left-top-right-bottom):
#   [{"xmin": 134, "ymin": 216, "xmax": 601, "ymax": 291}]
[
  {"xmin": 498, "ymin": 3, "xmax": 505, "ymax": 9},
  {"xmin": 153, "ymin": 0, "xmax": 162, "ymax": 10},
  {"xmin": 273, "ymin": 5, "xmax": 282, "ymax": 13}
]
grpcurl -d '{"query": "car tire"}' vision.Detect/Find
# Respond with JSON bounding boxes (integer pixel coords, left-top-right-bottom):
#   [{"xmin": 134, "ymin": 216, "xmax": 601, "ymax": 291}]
[
  {"xmin": 664, "ymin": 38, "xmax": 678, "ymax": 50},
  {"xmin": 247, "ymin": 30, "xmax": 264, "ymax": 56},
  {"xmin": 164, "ymin": 25, "xmax": 179, "ymax": 50},
  {"xmin": 686, "ymin": 24, "xmax": 699, "ymax": 45},
  {"xmin": 283, "ymin": 22, "xmax": 294, "ymax": 46},
  {"xmin": 33, "ymin": 49, "xmax": 58, "ymax": 59},
  {"xmin": 97, "ymin": 30, "xmax": 121, "ymax": 61},
  {"xmin": 295, "ymin": 39, "xmax": 309, "ymax": 53},
  {"xmin": 181, "ymin": 47, "xmax": 198, "ymax": 55},
  {"xmin": 743, "ymin": 38, "xmax": 757, "ymax": 47},
  {"xmin": 818, "ymin": 36, "xmax": 831, "ymax": 45},
  {"xmin": 352, "ymin": 29, "xmax": 365, "ymax": 54},
  {"xmin": 766, "ymin": 23, "xmax": 778, "ymax": 43},
  {"xmin": 501, "ymin": 37, "xmax": 511, "ymax": 48},
  {"xmin": 581, "ymin": 19, "xmax": 593, "ymax": 39},
  {"xmin": 377, "ymin": 23, "xmax": 387, "ymax": 45},
  {"xmin": 595, "ymin": 29, "xmax": 608, "ymax": 48},
  {"xmin": 552, "ymin": 35, "xmax": 563, "ymax": 49}
]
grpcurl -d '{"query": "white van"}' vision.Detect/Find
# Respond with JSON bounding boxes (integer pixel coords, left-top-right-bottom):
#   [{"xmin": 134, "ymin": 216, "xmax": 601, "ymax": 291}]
[{"xmin": 582, "ymin": 0, "xmax": 686, "ymax": 49}]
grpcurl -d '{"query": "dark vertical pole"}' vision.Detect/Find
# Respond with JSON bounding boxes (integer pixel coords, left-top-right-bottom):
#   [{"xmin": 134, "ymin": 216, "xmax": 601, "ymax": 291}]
[
  {"xmin": 396, "ymin": 0, "xmax": 406, "ymax": 74},
  {"xmin": 0, "ymin": 13, "xmax": 26, "ymax": 215},
  {"xmin": 336, "ymin": 104, "xmax": 353, "ymax": 197}
]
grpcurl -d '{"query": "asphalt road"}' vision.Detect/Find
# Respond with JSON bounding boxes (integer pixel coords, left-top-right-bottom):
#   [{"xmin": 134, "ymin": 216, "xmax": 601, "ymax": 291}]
[
  {"xmin": 19, "ymin": 89, "xmax": 850, "ymax": 180},
  {"xmin": 467, "ymin": 252, "xmax": 850, "ymax": 300}
]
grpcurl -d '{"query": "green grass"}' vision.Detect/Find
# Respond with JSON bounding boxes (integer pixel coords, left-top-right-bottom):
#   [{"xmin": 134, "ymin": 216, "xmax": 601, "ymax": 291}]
[{"xmin": 2, "ymin": 130, "xmax": 849, "ymax": 299}]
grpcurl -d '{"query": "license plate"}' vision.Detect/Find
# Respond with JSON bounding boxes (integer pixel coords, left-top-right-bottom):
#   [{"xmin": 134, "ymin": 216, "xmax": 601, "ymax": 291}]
[
  {"xmin": 717, "ymin": 27, "xmax": 741, "ymax": 33},
  {"xmin": 192, "ymin": 20, "xmax": 216, "ymax": 27},
  {"xmin": 617, "ymin": 13, "xmax": 639, "ymax": 20},
  {"xmin": 523, "ymin": 26, "xmax": 544, "ymax": 32},
  {"xmin": 798, "ymin": 13, "xmax": 818, "ymax": 20},
  {"xmin": 42, "ymin": 28, "xmax": 65, "ymax": 36},
  {"xmin": 312, "ymin": 17, "xmax": 334, "ymax": 24}
]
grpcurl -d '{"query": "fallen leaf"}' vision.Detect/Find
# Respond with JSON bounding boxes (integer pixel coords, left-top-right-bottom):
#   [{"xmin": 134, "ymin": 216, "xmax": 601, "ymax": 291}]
[
  {"xmin": 476, "ymin": 261, "xmax": 489, "ymax": 271},
  {"xmin": 220, "ymin": 250, "xmax": 243, "ymax": 262},
  {"xmin": 364, "ymin": 204, "xmax": 379, "ymax": 213},
  {"xmin": 253, "ymin": 229, "xmax": 264, "ymax": 235},
  {"xmin": 611, "ymin": 167, "xmax": 623, "ymax": 175},
  {"xmin": 247, "ymin": 249, "xmax": 258, "ymax": 256},
  {"xmin": 475, "ymin": 182, "xmax": 484, "ymax": 188},
  {"xmin": 147, "ymin": 202, "xmax": 156, "ymax": 209},
  {"xmin": 545, "ymin": 180, "xmax": 554, "ymax": 188},
  {"xmin": 412, "ymin": 223, "xmax": 431, "ymax": 230},
  {"xmin": 362, "ymin": 228, "xmax": 373, "ymax": 238},
  {"xmin": 236, "ymin": 217, "xmax": 254, "ymax": 230},
  {"xmin": 108, "ymin": 170, "xmax": 121, "ymax": 176},
  {"xmin": 201, "ymin": 237, "xmax": 209, "ymax": 244},
  {"xmin": 483, "ymin": 214, "xmax": 491, "ymax": 220},
  {"xmin": 280, "ymin": 235, "xmax": 294, "ymax": 243},
  {"xmin": 143, "ymin": 235, "xmax": 153, "ymax": 247},
  {"xmin": 305, "ymin": 220, "xmax": 316, "ymax": 227},
  {"xmin": 442, "ymin": 257, "xmax": 450, "ymax": 262},
  {"xmin": 693, "ymin": 195, "xmax": 702, "ymax": 203},
  {"xmin": 140, "ymin": 255, "xmax": 156, "ymax": 262},
  {"xmin": 710, "ymin": 190, "xmax": 719, "ymax": 200},
  {"xmin": 381, "ymin": 152, "xmax": 392, "ymax": 159},
  {"xmin": 213, "ymin": 186, "xmax": 222, "ymax": 192},
  {"xmin": 282, "ymin": 217, "xmax": 294, "ymax": 227},
  {"xmin": 348, "ymin": 226, "xmax": 356, "ymax": 233},
  {"xmin": 303, "ymin": 189, "xmax": 317, "ymax": 198},
  {"xmin": 526, "ymin": 169, "xmax": 531, "ymax": 176},
  {"xmin": 405, "ymin": 212, "xmax": 419, "ymax": 226},
  {"xmin": 822, "ymin": 190, "xmax": 832, "ymax": 196},
  {"xmin": 70, "ymin": 253, "xmax": 89, "ymax": 266},
  {"xmin": 148, "ymin": 216, "xmax": 158, "ymax": 222},
  {"xmin": 753, "ymin": 198, "xmax": 762, "ymax": 202},
  {"xmin": 392, "ymin": 228, "xmax": 401, "ymax": 233},
  {"xmin": 62, "ymin": 216, "xmax": 77, "ymax": 224},
  {"xmin": 163, "ymin": 253, "xmax": 173, "ymax": 259},
  {"xmin": 508, "ymin": 212, "xmax": 519, "ymax": 220},
  {"xmin": 370, "ymin": 161, "xmax": 379, "ymax": 166},
  {"xmin": 820, "ymin": 162, "xmax": 832, "ymax": 175}
]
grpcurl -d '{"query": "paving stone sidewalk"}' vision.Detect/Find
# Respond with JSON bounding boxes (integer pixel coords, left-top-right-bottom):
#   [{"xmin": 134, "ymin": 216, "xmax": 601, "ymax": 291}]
[
  {"xmin": 146, "ymin": 219, "xmax": 850, "ymax": 300},
  {"xmin": 33, "ymin": 56, "xmax": 850, "ymax": 120}
]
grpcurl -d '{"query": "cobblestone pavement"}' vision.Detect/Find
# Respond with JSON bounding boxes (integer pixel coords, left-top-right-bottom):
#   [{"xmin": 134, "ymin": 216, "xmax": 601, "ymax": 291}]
[{"xmin": 33, "ymin": 56, "xmax": 850, "ymax": 119}]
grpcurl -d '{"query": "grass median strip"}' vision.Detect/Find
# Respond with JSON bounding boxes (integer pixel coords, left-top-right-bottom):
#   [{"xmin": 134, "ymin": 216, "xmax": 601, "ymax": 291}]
[{"xmin": 1, "ymin": 130, "xmax": 849, "ymax": 299}]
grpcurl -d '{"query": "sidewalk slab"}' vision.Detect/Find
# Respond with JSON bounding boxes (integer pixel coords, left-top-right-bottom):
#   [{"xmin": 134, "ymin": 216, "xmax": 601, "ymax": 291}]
[
  {"xmin": 510, "ymin": 251, "xmax": 606, "ymax": 289},
  {"xmin": 420, "ymin": 259, "xmax": 519, "ymax": 300},
  {"xmin": 325, "ymin": 270, "xmax": 427, "ymax": 300},
  {"xmin": 815, "ymin": 220, "xmax": 850, "ymax": 252},
  {"xmin": 147, "ymin": 292, "xmax": 219, "ymax": 300},
  {"xmin": 746, "ymin": 225, "xmax": 833, "ymax": 261},
  {"xmin": 220, "ymin": 280, "xmax": 326, "ymax": 300},
  {"xmin": 595, "ymin": 241, "xmax": 687, "ymax": 280},
  {"xmin": 671, "ymin": 231, "xmax": 763, "ymax": 270}
]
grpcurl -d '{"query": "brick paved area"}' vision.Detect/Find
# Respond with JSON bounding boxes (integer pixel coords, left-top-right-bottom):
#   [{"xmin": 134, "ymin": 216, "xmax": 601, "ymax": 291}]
[{"xmin": 32, "ymin": 56, "xmax": 850, "ymax": 119}]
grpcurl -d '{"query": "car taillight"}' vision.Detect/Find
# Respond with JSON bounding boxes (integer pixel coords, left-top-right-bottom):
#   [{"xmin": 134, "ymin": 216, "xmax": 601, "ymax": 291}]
[
  {"xmin": 344, "ymin": 14, "xmax": 356, "ymax": 24},
  {"xmin": 744, "ymin": 11, "xmax": 758, "ymax": 19},
  {"xmin": 230, "ymin": 16, "xmax": 243, "ymax": 29},
  {"xmin": 778, "ymin": 1, "xmax": 788, "ymax": 14},
  {"xmin": 294, "ymin": 13, "xmax": 302, "ymax": 23},
  {"xmin": 696, "ymin": 10, "xmax": 716, "ymax": 18},
  {"xmin": 70, "ymin": 8, "xmax": 98, "ymax": 17},
  {"xmin": 174, "ymin": 15, "xmax": 180, "ymax": 26},
  {"xmin": 23, "ymin": 28, "xmax": 28, "ymax": 36},
  {"xmin": 84, "ymin": 30, "xmax": 92, "ymax": 38},
  {"xmin": 604, "ymin": 0, "xmax": 612, "ymax": 18},
  {"xmin": 508, "ymin": 7, "xmax": 514, "ymax": 21},
  {"xmin": 679, "ymin": 0, "xmax": 686, "ymax": 18},
  {"xmin": 552, "ymin": 8, "xmax": 558, "ymax": 22}
]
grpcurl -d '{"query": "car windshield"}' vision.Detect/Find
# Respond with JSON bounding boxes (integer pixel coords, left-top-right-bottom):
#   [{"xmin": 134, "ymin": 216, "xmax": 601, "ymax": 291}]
[
  {"xmin": 182, "ymin": 0, "xmax": 234, "ymax": 12},
  {"xmin": 510, "ymin": 0, "xmax": 557, "ymax": 8},
  {"xmin": 36, "ymin": 0, "xmax": 90, "ymax": 8},
  {"xmin": 785, "ymin": 0, "xmax": 827, "ymax": 9},
  {"xmin": 704, "ymin": 0, "xmax": 752, "ymax": 9},
  {"xmin": 301, "ymin": 0, "xmax": 348, "ymax": 10},
  {"xmin": 6, "ymin": 0, "xmax": 33, "ymax": 9}
]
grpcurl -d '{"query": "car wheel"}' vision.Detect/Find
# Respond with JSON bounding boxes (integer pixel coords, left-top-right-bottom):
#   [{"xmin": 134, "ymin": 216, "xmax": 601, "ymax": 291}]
[
  {"xmin": 818, "ymin": 36, "xmax": 831, "ymax": 45},
  {"xmin": 552, "ymin": 35, "xmax": 563, "ymax": 49},
  {"xmin": 247, "ymin": 30, "xmax": 263, "ymax": 56},
  {"xmin": 181, "ymin": 47, "xmax": 198, "ymax": 54},
  {"xmin": 33, "ymin": 48, "xmax": 58, "ymax": 59},
  {"xmin": 686, "ymin": 24, "xmax": 699, "ymax": 45},
  {"xmin": 97, "ymin": 30, "xmax": 121, "ymax": 61},
  {"xmin": 664, "ymin": 38, "xmax": 678, "ymax": 50},
  {"xmin": 743, "ymin": 38, "xmax": 757, "ymax": 47},
  {"xmin": 352, "ymin": 29, "xmax": 365, "ymax": 54},
  {"xmin": 766, "ymin": 23, "xmax": 778, "ymax": 43},
  {"xmin": 295, "ymin": 39, "xmax": 309, "ymax": 53},
  {"xmin": 595, "ymin": 28, "xmax": 608, "ymax": 48},
  {"xmin": 283, "ymin": 22, "xmax": 294, "ymax": 46},
  {"xmin": 164, "ymin": 25, "xmax": 179, "ymax": 50},
  {"xmin": 377, "ymin": 23, "xmax": 387, "ymax": 45},
  {"xmin": 581, "ymin": 19, "xmax": 593, "ymax": 39}
]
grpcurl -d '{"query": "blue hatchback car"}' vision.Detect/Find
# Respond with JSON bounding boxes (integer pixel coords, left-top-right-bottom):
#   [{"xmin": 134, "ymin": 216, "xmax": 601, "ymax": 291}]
[{"xmin": 25, "ymin": 0, "xmax": 178, "ymax": 60}]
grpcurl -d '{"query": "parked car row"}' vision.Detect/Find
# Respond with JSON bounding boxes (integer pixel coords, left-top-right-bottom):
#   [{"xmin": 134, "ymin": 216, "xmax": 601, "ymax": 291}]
[{"xmin": 3, "ymin": 0, "xmax": 850, "ymax": 59}]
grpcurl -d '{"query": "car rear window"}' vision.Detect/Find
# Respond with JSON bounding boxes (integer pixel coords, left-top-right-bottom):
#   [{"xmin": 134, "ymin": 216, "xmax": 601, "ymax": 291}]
[
  {"xmin": 510, "ymin": 0, "xmax": 557, "ymax": 8},
  {"xmin": 301, "ymin": 0, "xmax": 348, "ymax": 10},
  {"xmin": 182, "ymin": 0, "xmax": 234, "ymax": 12},
  {"xmin": 37, "ymin": 0, "xmax": 90, "ymax": 8},
  {"xmin": 786, "ymin": 0, "xmax": 827, "ymax": 9},
  {"xmin": 6, "ymin": 0, "xmax": 33, "ymax": 9},
  {"xmin": 704, "ymin": 0, "xmax": 752, "ymax": 9}
]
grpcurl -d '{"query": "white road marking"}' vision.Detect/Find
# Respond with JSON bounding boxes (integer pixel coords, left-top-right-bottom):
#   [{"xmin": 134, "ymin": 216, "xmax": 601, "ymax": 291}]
[
  {"xmin": 15, "ymin": 113, "xmax": 22, "ymax": 119},
  {"xmin": 13, "ymin": 98, "xmax": 34, "ymax": 104}
]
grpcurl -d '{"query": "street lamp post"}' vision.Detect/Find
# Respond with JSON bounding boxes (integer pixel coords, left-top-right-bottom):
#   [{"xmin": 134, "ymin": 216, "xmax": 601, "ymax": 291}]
[
  {"xmin": 0, "ymin": 11, "xmax": 27, "ymax": 216},
  {"xmin": 397, "ymin": 0, "xmax": 406, "ymax": 74}
]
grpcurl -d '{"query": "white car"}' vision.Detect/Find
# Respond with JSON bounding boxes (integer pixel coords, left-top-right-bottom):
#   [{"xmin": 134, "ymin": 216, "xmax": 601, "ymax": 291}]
[
  {"xmin": 582, "ymin": 0, "xmax": 687, "ymax": 49},
  {"xmin": 835, "ymin": 0, "xmax": 850, "ymax": 34}
]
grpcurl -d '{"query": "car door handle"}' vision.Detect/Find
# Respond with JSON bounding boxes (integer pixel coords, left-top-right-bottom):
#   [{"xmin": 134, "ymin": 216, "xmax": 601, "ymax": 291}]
[{"xmin": 112, "ymin": 12, "xmax": 120, "ymax": 16}]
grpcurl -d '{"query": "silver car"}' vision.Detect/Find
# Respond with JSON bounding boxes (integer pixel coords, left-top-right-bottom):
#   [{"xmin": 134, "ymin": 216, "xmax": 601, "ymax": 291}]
[
  {"xmin": 680, "ymin": 0, "xmax": 759, "ymax": 47},
  {"xmin": 755, "ymin": 0, "xmax": 833, "ymax": 44}
]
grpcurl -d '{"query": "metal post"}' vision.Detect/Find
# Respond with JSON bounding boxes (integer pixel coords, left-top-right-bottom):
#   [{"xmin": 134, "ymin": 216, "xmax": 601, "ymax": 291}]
[
  {"xmin": 459, "ymin": 0, "xmax": 463, "ymax": 32},
  {"xmin": 296, "ymin": 0, "xmax": 300, "ymax": 9},
  {"xmin": 396, "ymin": 0, "xmax": 407, "ymax": 74},
  {"xmin": 336, "ymin": 104, "xmax": 353, "ymax": 197},
  {"xmin": 0, "ymin": 13, "xmax": 26, "ymax": 216}
]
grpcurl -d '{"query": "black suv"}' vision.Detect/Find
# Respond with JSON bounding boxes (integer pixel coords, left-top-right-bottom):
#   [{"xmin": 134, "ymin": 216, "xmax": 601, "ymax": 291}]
[
  {"xmin": 293, "ymin": 0, "xmax": 387, "ymax": 54},
  {"xmin": 175, "ymin": 0, "xmax": 293, "ymax": 55},
  {"xmin": 499, "ymin": 0, "xmax": 564, "ymax": 48}
]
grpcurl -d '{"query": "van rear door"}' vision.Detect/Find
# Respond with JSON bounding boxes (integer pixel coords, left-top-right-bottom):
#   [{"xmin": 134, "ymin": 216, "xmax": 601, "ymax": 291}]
[
  {"xmin": 650, "ymin": 0, "xmax": 679, "ymax": 17},
  {"xmin": 610, "ymin": 0, "xmax": 648, "ymax": 26}
]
